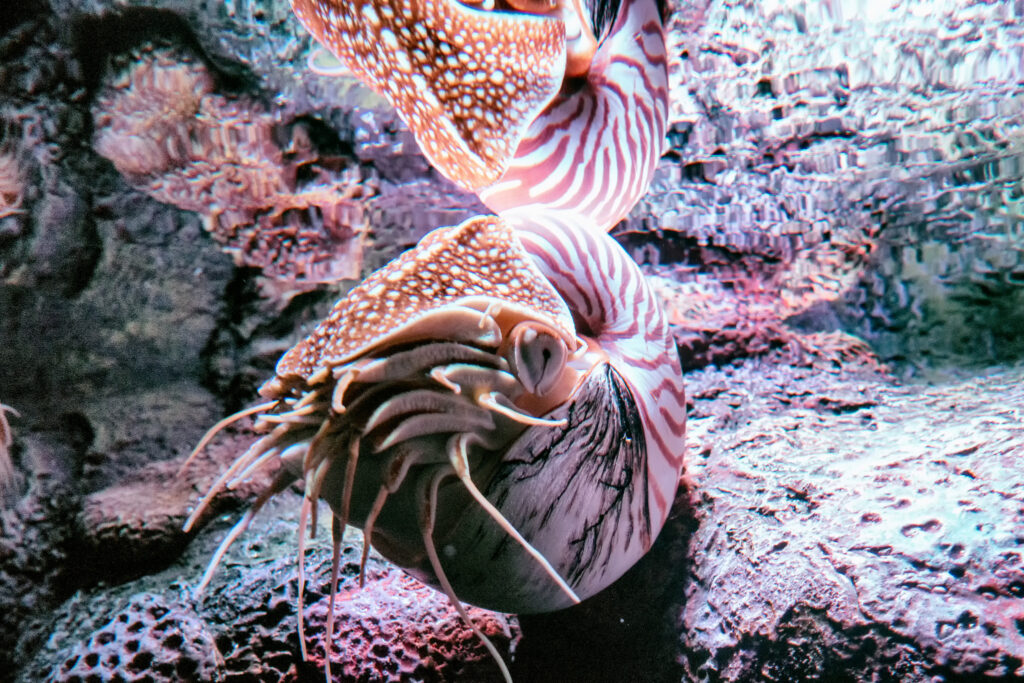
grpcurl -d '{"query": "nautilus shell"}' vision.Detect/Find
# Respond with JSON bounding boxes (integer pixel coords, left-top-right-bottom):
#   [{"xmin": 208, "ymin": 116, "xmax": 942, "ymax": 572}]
[{"xmin": 185, "ymin": 0, "xmax": 685, "ymax": 678}]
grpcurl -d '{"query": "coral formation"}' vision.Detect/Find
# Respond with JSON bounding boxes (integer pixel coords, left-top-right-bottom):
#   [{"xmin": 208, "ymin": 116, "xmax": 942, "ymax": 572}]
[
  {"xmin": 304, "ymin": 571, "xmax": 517, "ymax": 681},
  {"xmin": 678, "ymin": 353, "xmax": 1024, "ymax": 681},
  {"xmin": 51, "ymin": 593, "xmax": 224, "ymax": 683},
  {"xmin": 199, "ymin": 534, "xmax": 519, "ymax": 682},
  {"xmin": 92, "ymin": 44, "xmax": 373, "ymax": 291},
  {"xmin": 35, "ymin": 493, "xmax": 519, "ymax": 682}
]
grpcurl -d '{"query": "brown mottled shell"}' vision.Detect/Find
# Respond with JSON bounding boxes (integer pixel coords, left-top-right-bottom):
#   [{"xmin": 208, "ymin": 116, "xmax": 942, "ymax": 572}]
[
  {"xmin": 288, "ymin": 0, "xmax": 566, "ymax": 190},
  {"xmin": 269, "ymin": 215, "xmax": 576, "ymax": 386}
]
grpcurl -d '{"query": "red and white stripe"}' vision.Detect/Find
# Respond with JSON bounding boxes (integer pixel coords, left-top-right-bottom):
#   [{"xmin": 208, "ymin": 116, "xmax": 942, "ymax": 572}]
[
  {"xmin": 479, "ymin": 0, "xmax": 669, "ymax": 233},
  {"xmin": 505, "ymin": 208, "xmax": 686, "ymax": 533}
]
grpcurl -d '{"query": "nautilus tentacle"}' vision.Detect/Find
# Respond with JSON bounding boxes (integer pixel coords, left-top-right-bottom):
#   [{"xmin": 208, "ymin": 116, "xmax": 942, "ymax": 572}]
[
  {"xmin": 184, "ymin": 209, "xmax": 684, "ymax": 608},
  {"xmin": 185, "ymin": 0, "xmax": 684, "ymax": 679},
  {"xmin": 383, "ymin": 211, "xmax": 686, "ymax": 613}
]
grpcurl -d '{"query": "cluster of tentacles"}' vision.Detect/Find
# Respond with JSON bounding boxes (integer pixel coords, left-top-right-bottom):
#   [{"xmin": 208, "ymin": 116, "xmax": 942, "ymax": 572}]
[{"xmin": 183, "ymin": 0, "xmax": 685, "ymax": 681}]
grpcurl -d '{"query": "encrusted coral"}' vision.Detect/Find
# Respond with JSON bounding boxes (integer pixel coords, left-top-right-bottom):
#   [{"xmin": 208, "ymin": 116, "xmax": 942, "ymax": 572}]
[
  {"xmin": 197, "ymin": 523, "xmax": 520, "ymax": 683},
  {"xmin": 50, "ymin": 593, "xmax": 224, "ymax": 683},
  {"xmin": 304, "ymin": 570, "xmax": 518, "ymax": 681},
  {"xmin": 631, "ymin": 0, "xmax": 1024, "ymax": 370},
  {"xmin": 92, "ymin": 44, "xmax": 374, "ymax": 289}
]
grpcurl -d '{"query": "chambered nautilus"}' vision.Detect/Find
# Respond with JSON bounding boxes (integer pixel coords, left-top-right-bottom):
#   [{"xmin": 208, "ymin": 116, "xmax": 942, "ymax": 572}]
[{"xmin": 183, "ymin": 0, "xmax": 686, "ymax": 679}]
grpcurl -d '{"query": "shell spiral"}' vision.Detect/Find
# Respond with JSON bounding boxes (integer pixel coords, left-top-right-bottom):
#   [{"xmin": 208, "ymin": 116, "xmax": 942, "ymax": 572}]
[{"xmin": 185, "ymin": 0, "xmax": 686, "ymax": 677}]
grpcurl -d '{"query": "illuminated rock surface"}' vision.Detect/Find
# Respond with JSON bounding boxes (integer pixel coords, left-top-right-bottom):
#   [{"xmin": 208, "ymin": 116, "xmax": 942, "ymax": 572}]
[{"xmin": 0, "ymin": 0, "xmax": 1022, "ymax": 681}]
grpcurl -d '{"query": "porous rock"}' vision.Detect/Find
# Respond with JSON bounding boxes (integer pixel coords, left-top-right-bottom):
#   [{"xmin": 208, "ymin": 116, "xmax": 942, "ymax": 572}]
[
  {"xmin": 50, "ymin": 592, "xmax": 224, "ymax": 683},
  {"xmin": 36, "ymin": 490, "xmax": 520, "ymax": 683},
  {"xmin": 200, "ymin": 535, "xmax": 519, "ymax": 682}
]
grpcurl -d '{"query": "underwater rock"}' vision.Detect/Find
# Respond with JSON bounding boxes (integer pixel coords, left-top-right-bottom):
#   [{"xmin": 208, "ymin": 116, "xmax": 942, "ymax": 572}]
[
  {"xmin": 50, "ymin": 593, "xmax": 224, "ymax": 683},
  {"xmin": 201, "ymin": 543, "xmax": 519, "ymax": 682},
  {"xmin": 78, "ymin": 428, "xmax": 275, "ymax": 582},
  {"xmin": 679, "ymin": 352, "xmax": 1024, "ymax": 680},
  {"xmin": 0, "ymin": 435, "xmax": 82, "ymax": 676},
  {"xmin": 31, "ymin": 491, "xmax": 520, "ymax": 683},
  {"xmin": 625, "ymin": 0, "xmax": 1024, "ymax": 371}
]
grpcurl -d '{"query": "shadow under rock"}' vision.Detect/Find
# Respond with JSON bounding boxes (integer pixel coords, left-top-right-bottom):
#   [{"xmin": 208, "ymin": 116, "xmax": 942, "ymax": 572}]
[{"xmin": 512, "ymin": 488, "xmax": 696, "ymax": 683}]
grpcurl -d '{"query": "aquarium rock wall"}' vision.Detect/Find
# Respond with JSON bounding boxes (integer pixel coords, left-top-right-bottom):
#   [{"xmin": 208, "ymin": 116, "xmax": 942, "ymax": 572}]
[{"xmin": 1, "ymin": 0, "xmax": 1022, "ymax": 681}]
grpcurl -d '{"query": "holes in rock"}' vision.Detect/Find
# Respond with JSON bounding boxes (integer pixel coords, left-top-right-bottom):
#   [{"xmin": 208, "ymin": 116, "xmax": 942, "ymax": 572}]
[
  {"xmin": 176, "ymin": 657, "xmax": 199, "ymax": 677},
  {"xmin": 162, "ymin": 633, "xmax": 184, "ymax": 649},
  {"xmin": 956, "ymin": 611, "xmax": 977, "ymax": 629},
  {"xmin": 127, "ymin": 651, "xmax": 153, "ymax": 672}
]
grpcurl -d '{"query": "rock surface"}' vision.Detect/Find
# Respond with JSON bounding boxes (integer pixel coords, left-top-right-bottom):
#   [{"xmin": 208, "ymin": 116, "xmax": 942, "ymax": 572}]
[
  {"xmin": 679, "ymin": 349, "xmax": 1024, "ymax": 680},
  {"xmin": 27, "ymin": 492, "xmax": 520, "ymax": 683}
]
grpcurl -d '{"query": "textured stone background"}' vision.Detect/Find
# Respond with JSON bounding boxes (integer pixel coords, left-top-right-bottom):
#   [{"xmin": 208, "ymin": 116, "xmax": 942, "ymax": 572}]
[{"xmin": 0, "ymin": 0, "xmax": 1022, "ymax": 681}]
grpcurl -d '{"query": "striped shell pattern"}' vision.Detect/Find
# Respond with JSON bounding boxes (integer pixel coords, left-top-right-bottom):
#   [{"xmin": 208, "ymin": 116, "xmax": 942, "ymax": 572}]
[{"xmin": 185, "ymin": 0, "xmax": 686, "ymax": 679}]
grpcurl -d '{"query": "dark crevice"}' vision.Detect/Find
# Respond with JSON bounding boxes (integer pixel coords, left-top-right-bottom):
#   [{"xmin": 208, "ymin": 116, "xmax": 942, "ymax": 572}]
[{"xmin": 71, "ymin": 7, "xmax": 255, "ymax": 97}]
